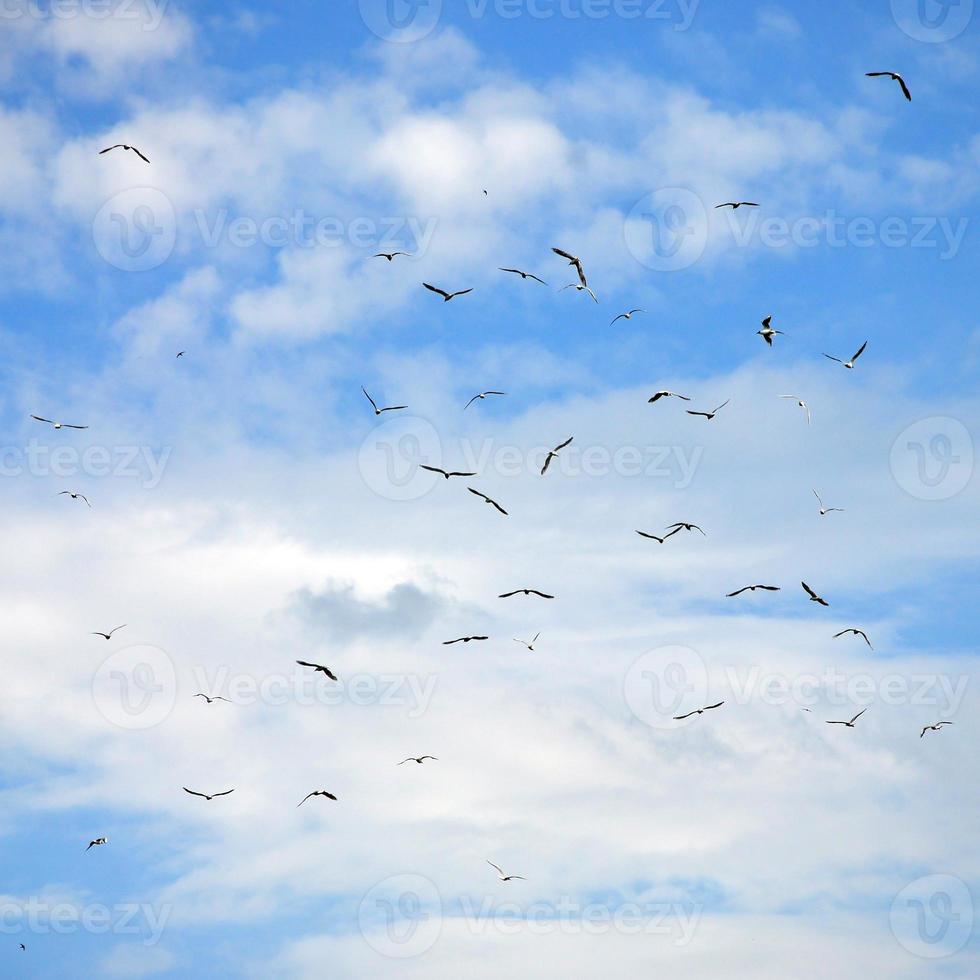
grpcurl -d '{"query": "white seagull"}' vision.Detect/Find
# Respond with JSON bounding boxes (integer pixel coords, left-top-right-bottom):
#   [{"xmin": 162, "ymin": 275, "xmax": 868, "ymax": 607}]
[
  {"xmin": 781, "ymin": 395, "xmax": 811, "ymax": 424},
  {"xmin": 487, "ymin": 860, "xmax": 526, "ymax": 882}
]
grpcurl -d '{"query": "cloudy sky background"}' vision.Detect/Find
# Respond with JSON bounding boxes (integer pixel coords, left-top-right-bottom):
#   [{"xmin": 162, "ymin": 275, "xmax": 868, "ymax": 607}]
[{"xmin": 0, "ymin": 0, "xmax": 978, "ymax": 976}]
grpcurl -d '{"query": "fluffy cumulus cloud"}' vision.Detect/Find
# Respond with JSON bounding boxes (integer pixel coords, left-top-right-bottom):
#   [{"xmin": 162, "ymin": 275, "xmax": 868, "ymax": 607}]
[{"xmin": 0, "ymin": 4, "xmax": 978, "ymax": 979}]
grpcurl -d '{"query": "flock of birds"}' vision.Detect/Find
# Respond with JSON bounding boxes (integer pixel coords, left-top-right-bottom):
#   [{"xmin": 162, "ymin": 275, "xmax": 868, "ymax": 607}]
[{"xmin": 19, "ymin": 66, "xmax": 942, "ymax": 944}]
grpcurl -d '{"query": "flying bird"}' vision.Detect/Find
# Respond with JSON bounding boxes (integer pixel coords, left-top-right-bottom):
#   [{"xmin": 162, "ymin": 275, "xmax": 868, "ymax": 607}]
[
  {"xmin": 552, "ymin": 247, "xmax": 588, "ymax": 287},
  {"xmin": 399, "ymin": 756, "xmax": 438, "ymax": 765},
  {"xmin": 298, "ymin": 790, "xmax": 338, "ymax": 806},
  {"xmin": 85, "ymin": 837, "xmax": 108, "ymax": 852},
  {"xmin": 59, "ymin": 491, "xmax": 91, "ymax": 508},
  {"xmin": 715, "ymin": 201, "xmax": 759, "ymax": 210},
  {"xmin": 31, "ymin": 415, "xmax": 88, "ymax": 430},
  {"xmin": 487, "ymin": 860, "xmax": 525, "ymax": 882},
  {"xmin": 420, "ymin": 465, "xmax": 477, "ymax": 480},
  {"xmin": 610, "ymin": 309, "xmax": 644, "ymax": 326},
  {"xmin": 514, "ymin": 633, "xmax": 540, "ymax": 651},
  {"xmin": 499, "ymin": 267, "xmax": 547, "ymax": 285},
  {"xmin": 757, "ymin": 315, "xmax": 784, "ymax": 347},
  {"xmin": 727, "ymin": 585, "xmax": 780, "ymax": 597},
  {"xmin": 183, "ymin": 788, "xmax": 235, "ymax": 801},
  {"xmin": 176, "ymin": 351, "xmax": 185, "ymax": 358},
  {"xmin": 636, "ymin": 530, "xmax": 677, "ymax": 544},
  {"xmin": 648, "ymin": 391, "xmax": 691, "ymax": 403},
  {"xmin": 375, "ymin": 252, "xmax": 409, "ymax": 261},
  {"xmin": 813, "ymin": 489, "xmax": 844, "ymax": 516},
  {"xmin": 558, "ymin": 283, "xmax": 598, "ymax": 303},
  {"xmin": 826, "ymin": 708, "xmax": 868, "ymax": 728},
  {"xmin": 802, "ymin": 581, "xmax": 830, "ymax": 606},
  {"xmin": 781, "ymin": 395, "xmax": 811, "ymax": 424},
  {"xmin": 667, "ymin": 522, "xmax": 705, "ymax": 536},
  {"xmin": 99, "ymin": 143, "xmax": 150, "ymax": 163},
  {"xmin": 464, "ymin": 391, "xmax": 506, "ymax": 410},
  {"xmin": 541, "ymin": 437, "xmax": 573, "ymax": 475},
  {"xmin": 674, "ymin": 701, "xmax": 725, "ymax": 721},
  {"xmin": 833, "ymin": 628, "xmax": 872, "ymax": 649},
  {"xmin": 194, "ymin": 694, "xmax": 232, "ymax": 704},
  {"xmin": 91, "ymin": 625, "xmax": 126, "ymax": 640},
  {"xmin": 296, "ymin": 661, "xmax": 339, "ymax": 681},
  {"xmin": 824, "ymin": 341, "xmax": 867, "ymax": 370},
  {"xmin": 687, "ymin": 400, "xmax": 730, "ymax": 420},
  {"xmin": 920, "ymin": 722, "xmax": 954, "ymax": 739},
  {"xmin": 423, "ymin": 283, "xmax": 473, "ymax": 302},
  {"xmin": 443, "ymin": 636, "xmax": 489, "ymax": 645},
  {"xmin": 866, "ymin": 71, "xmax": 911, "ymax": 101},
  {"xmin": 468, "ymin": 488, "xmax": 508, "ymax": 516},
  {"xmin": 361, "ymin": 387, "xmax": 407, "ymax": 416},
  {"xmin": 499, "ymin": 589, "xmax": 554, "ymax": 599}
]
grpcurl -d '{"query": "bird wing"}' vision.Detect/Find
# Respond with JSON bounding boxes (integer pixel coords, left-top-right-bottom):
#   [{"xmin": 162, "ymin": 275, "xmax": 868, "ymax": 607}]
[
  {"xmin": 183, "ymin": 788, "xmax": 207, "ymax": 798},
  {"xmin": 489, "ymin": 499, "xmax": 508, "ymax": 516},
  {"xmin": 637, "ymin": 532, "xmax": 665, "ymax": 542},
  {"xmin": 897, "ymin": 76, "xmax": 912, "ymax": 101},
  {"xmin": 727, "ymin": 587, "xmax": 749, "ymax": 597},
  {"xmin": 552, "ymin": 247, "xmax": 576, "ymax": 262},
  {"xmin": 498, "ymin": 591, "xmax": 518, "ymax": 598},
  {"xmin": 851, "ymin": 341, "xmax": 868, "ymax": 363},
  {"xmin": 468, "ymin": 488, "xmax": 488, "ymax": 502},
  {"xmin": 713, "ymin": 400, "xmax": 731, "ymax": 414},
  {"xmin": 132, "ymin": 147, "xmax": 150, "ymax": 163},
  {"xmin": 673, "ymin": 710, "xmax": 696, "ymax": 720},
  {"xmin": 31, "ymin": 415, "xmax": 55, "ymax": 424},
  {"xmin": 849, "ymin": 708, "xmax": 868, "ymax": 725},
  {"xmin": 541, "ymin": 454, "xmax": 553, "ymax": 475},
  {"xmin": 463, "ymin": 395, "xmax": 482, "ymax": 410},
  {"xmin": 62, "ymin": 424, "xmax": 89, "ymax": 429},
  {"xmin": 610, "ymin": 314, "xmax": 627, "ymax": 326},
  {"xmin": 705, "ymin": 702, "xmax": 725, "ymax": 711},
  {"xmin": 527, "ymin": 274, "xmax": 547, "ymax": 285},
  {"xmin": 422, "ymin": 283, "xmax": 450, "ymax": 299},
  {"xmin": 420, "ymin": 465, "xmax": 448, "ymax": 476},
  {"xmin": 450, "ymin": 289, "xmax": 474, "ymax": 299},
  {"xmin": 530, "ymin": 591, "xmax": 555, "ymax": 599},
  {"xmin": 298, "ymin": 793, "xmax": 316, "ymax": 805},
  {"xmin": 801, "ymin": 582, "xmax": 817, "ymax": 599},
  {"xmin": 823, "ymin": 354, "xmax": 843, "ymax": 364},
  {"xmin": 487, "ymin": 861, "xmax": 505, "ymax": 875},
  {"xmin": 554, "ymin": 437, "xmax": 574, "ymax": 453},
  {"xmin": 443, "ymin": 638, "xmax": 463, "ymax": 645},
  {"xmin": 212, "ymin": 789, "xmax": 235, "ymax": 797},
  {"xmin": 361, "ymin": 387, "xmax": 379, "ymax": 412}
]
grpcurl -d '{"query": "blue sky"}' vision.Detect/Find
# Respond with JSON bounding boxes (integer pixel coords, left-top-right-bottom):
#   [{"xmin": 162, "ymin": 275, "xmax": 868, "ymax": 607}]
[{"xmin": 0, "ymin": 1, "xmax": 978, "ymax": 977}]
